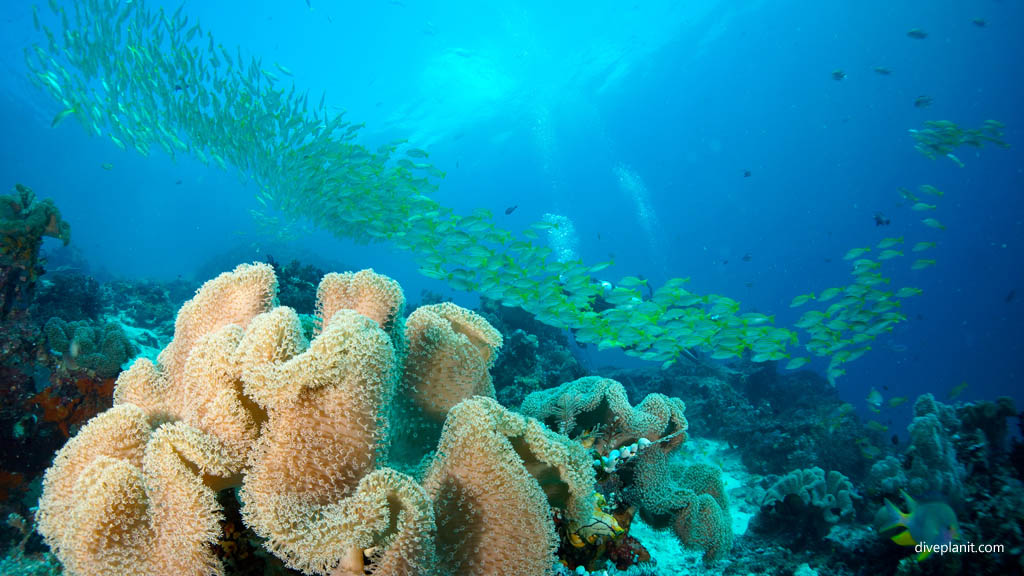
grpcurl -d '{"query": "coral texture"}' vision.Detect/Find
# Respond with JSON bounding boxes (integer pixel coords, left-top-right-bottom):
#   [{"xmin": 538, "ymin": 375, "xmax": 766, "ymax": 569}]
[
  {"xmin": 761, "ymin": 466, "xmax": 858, "ymax": 524},
  {"xmin": 390, "ymin": 302, "xmax": 503, "ymax": 469},
  {"xmin": 403, "ymin": 302, "xmax": 502, "ymax": 420},
  {"xmin": 906, "ymin": 394, "xmax": 965, "ymax": 501},
  {"xmin": 239, "ymin": 308, "xmax": 400, "ymax": 573},
  {"xmin": 520, "ymin": 376, "xmax": 688, "ymax": 454},
  {"xmin": 35, "ymin": 263, "xmax": 719, "ymax": 576},
  {"xmin": 423, "ymin": 396, "xmax": 597, "ymax": 576},
  {"xmin": 37, "ymin": 263, "xmax": 280, "ymax": 576}
]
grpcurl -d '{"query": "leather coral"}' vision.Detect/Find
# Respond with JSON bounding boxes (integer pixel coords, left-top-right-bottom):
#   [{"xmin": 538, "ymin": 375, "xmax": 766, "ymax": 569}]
[{"xmin": 36, "ymin": 262, "xmax": 281, "ymax": 576}]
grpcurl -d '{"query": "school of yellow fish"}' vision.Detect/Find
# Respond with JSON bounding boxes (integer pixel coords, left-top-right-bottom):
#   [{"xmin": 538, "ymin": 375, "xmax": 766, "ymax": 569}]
[{"xmin": 25, "ymin": 0, "xmax": 961, "ymax": 380}]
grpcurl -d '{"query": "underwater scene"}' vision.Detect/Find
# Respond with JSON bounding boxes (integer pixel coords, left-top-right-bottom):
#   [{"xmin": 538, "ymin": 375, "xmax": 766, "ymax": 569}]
[{"xmin": 0, "ymin": 0, "xmax": 1022, "ymax": 575}]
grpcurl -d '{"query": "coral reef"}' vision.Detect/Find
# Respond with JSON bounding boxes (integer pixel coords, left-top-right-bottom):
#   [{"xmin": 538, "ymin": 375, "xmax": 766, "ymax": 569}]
[
  {"xmin": 0, "ymin": 184, "xmax": 70, "ymax": 319},
  {"xmin": 906, "ymin": 394, "xmax": 966, "ymax": 502},
  {"xmin": 266, "ymin": 256, "xmax": 325, "ymax": 314},
  {"xmin": 603, "ymin": 359, "xmax": 867, "ymax": 479},
  {"xmin": 478, "ymin": 297, "xmax": 587, "ymax": 407},
  {"xmin": 755, "ymin": 467, "xmax": 859, "ymax": 545},
  {"xmin": 31, "ymin": 272, "xmax": 101, "ymax": 321},
  {"xmin": 43, "ymin": 317, "xmax": 137, "ymax": 378},
  {"xmin": 521, "ymin": 377, "xmax": 731, "ymax": 564},
  {"xmin": 858, "ymin": 393, "xmax": 1024, "ymax": 574},
  {"xmin": 34, "ymin": 263, "xmax": 725, "ymax": 576}
]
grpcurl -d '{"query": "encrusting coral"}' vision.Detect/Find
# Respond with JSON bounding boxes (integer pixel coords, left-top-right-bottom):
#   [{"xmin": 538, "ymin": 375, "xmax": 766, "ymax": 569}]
[{"xmin": 35, "ymin": 262, "xmax": 723, "ymax": 576}]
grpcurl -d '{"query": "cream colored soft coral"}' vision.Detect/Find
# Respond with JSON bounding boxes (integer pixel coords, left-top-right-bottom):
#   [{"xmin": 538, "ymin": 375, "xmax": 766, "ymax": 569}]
[
  {"xmin": 330, "ymin": 468, "xmax": 438, "ymax": 576},
  {"xmin": 423, "ymin": 396, "xmax": 596, "ymax": 576},
  {"xmin": 402, "ymin": 302, "xmax": 502, "ymax": 420},
  {"xmin": 38, "ymin": 262, "xmax": 282, "ymax": 576},
  {"xmin": 36, "ymin": 404, "xmax": 238, "ymax": 576},
  {"xmin": 240, "ymin": 308, "xmax": 400, "ymax": 574},
  {"xmin": 316, "ymin": 269, "xmax": 405, "ymax": 340},
  {"xmin": 113, "ymin": 262, "xmax": 278, "ymax": 426}
]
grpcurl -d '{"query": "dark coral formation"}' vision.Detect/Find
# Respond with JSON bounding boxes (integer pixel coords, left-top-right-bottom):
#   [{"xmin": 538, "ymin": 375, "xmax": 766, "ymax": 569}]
[
  {"xmin": 478, "ymin": 296, "xmax": 587, "ymax": 407},
  {"xmin": 754, "ymin": 467, "xmax": 860, "ymax": 546},
  {"xmin": 30, "ymin": 272, "xmax": 101, "ymax": 321},
  {"xmin": 266, "ymin": 256, "xmax": 324, "ymax": 313},
  {"xmin": 0, "ymin": 184, "xmax": 70, "ymax": 319},
  {"xmin": 604, "ymin": 359, "xmax": 867, "ymax": 480},
  {"xmin": 43, "ymin": 317, "xmax": 137, "ymax": 379}
]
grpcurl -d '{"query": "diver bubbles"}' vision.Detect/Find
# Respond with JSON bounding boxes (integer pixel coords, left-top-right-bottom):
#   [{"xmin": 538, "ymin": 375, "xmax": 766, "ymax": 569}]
[
  {"xmin": 542, "ymin": 213, "xmax": 580, "ymax": 263},
  {"xmin": 613, "ymin": 162, "xmax": 665, "ymax": 268}
]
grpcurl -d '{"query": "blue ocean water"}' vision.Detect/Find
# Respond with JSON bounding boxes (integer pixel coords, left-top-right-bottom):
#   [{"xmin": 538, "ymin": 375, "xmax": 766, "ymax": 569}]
[{"xmin": 1, "ymin": 0, "xmax": 1021, "ymax": 434}]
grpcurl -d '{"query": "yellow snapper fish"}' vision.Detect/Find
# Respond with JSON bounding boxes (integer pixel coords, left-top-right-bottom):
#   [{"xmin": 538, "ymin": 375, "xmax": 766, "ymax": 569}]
[
  {"xmin": 866, "ymin": 387, "xmax": 884, "ymax": 410},
  {"xmin": 875, "ymin": 491, "xmax": 960, "ymax": 561}
]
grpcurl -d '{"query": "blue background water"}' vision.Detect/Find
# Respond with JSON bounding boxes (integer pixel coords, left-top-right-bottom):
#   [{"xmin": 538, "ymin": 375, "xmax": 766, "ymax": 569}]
[{"xmin": 0, "ymin": 0, "xmax": 1020, "ymax": 426}]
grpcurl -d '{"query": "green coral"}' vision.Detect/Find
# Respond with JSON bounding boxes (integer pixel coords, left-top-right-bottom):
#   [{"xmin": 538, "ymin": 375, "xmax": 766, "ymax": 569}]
[{"xmin": 44, "ymin": 317, "xmax": 137, "ymax": 378}]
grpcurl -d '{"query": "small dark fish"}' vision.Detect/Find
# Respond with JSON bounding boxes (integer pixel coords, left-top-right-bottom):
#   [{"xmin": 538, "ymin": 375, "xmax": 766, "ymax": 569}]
[
  {"xmin": 891, "ymin": 434, "xmax": 899, "ymax": 445},
  {"xmin": 745, "ymin": 282, "xmax": 754, "ymax": 288},
  {"xmin": 832, "ymin": 69, "xmax": 846, "ymax": 81},
  {"xmin": 175, "ymin": 179, "xmax": 183, "ymax": 185},
  {"xmin": 971, "ymin": 18, "xmax": 986, "ymax": 28},
  {"xmin": 1006, "ymin": 289, "xmax": 1016, "ymax": 304},
  {"xmin": 743, "ymin": 169, "xmax": 752, "ymax": 178},
  {"xmin": 304, "ymin": 0, "xmax": 312, "ymax": 9},
  {"xmin": 907, "ymin": 28, "xmax": 928, "ymax": 39},
  {"xmin": 914, "ymin": 95, "xmax": 933, "ymax": 108},
  {"xmin": 873, "ymin": 66, "xmax": 892, "ymax": 75},
  {"xmin": 722, "ymin": 260, "xmax": 729, "ymax": 265},
  {"xmin": 504, "ymin": 205, "xmax": 517, "ymax": 215},
  {"xmin": 874, "ymin": 212, "xmax": 891, "ymax": 227},
  {"xmin": 742, "ymin": 253, "xmax": 752, "ymax": 262}
]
